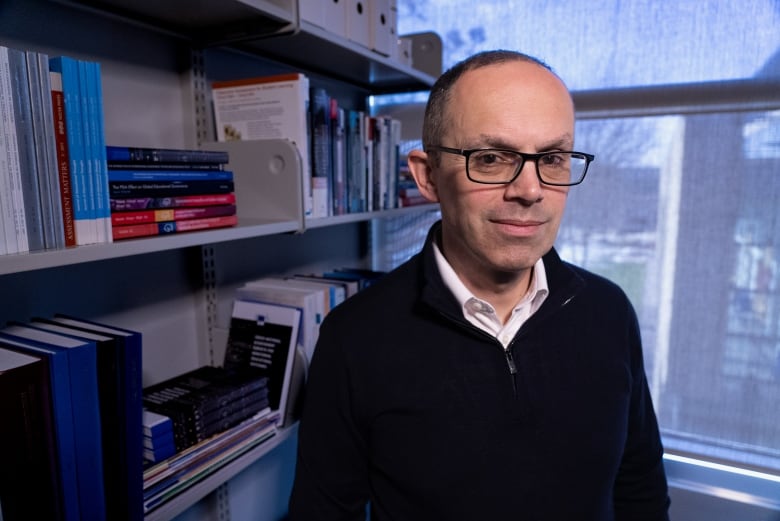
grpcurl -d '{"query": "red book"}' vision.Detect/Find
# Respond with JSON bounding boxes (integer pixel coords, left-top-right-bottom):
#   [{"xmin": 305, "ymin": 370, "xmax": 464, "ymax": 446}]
[
  {"xmin": 112, "ymin": 214, "xmax": 238, "ymax": 241},
  {"xmin": 110, "ymin": 193, "xmax": 237, "ymax": 212},
  {"xmin": 50, "ymin": 70, "xmax": 76, "ymax": 247},
  {"xmin": 111, "ymin": 204, "xmax": 236, "ymax": 226}
]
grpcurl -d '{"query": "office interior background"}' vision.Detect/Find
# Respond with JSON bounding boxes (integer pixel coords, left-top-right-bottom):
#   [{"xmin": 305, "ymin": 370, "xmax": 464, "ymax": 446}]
[{"xmin": 369, "ymin": 0, "xmax": 780, "ymax": 520}]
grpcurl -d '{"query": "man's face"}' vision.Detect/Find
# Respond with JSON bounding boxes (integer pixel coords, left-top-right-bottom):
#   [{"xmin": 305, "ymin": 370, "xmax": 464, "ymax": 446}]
[{"xmin": 422, "ymin": 61, "xmax": 575, "ymax": 284}]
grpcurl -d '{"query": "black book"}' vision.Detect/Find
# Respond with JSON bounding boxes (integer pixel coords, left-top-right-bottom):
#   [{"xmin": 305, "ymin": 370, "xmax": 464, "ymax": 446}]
[
  {"xmin": 108, "ymin": 180, "xmax": 234, "ymax": 198},
  {"xmin": 0, "ymin": 345, "xmax": 61, "ymax": 520}
]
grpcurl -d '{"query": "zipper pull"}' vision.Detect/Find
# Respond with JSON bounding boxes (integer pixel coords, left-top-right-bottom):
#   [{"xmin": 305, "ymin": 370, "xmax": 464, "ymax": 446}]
[{"xmin": 504, "ymin": 348, "xmax": 517, "ymax": 374}]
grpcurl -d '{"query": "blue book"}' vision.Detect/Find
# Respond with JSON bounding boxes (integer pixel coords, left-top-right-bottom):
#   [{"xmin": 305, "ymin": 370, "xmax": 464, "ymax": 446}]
[
  {"xmin": 143, "ymin": 409, "xmax": 173, "ymax": 439},
  {"xmin": 0, "ymin": 334, "xmax": 81, "ymax": 521},
  {"xmin": 106, "ymin": 145, "xmax": 228, "ymax": 164},
  {"xmin": 107, "ymin": 169, "xmax": 234, "ymax": 182},
  {"xmin": 50, "ymin": 314, "xmax": 144, "ymax": 521},
  {"xmin": 50, "ymin": 56, "xmax": 95, "ymax": 245},
  {"xmin": 86, "ymin": 60, "xmax": 111, "ymax": 242},
  {"xmin": 2, "ymin": 324, "xmax": 107, "ymax": 521}
]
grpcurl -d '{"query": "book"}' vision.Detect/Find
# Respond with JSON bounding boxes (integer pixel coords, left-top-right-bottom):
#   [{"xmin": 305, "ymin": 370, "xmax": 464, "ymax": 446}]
[
  {"xmin": 1, "ymin": 323, "xmax": 107, "ymax": 521},
  {"xmin": 50, "ymin": 56, "xmax": 96, "ymax": 245},
  {"xmin": 331, "ymin": 100, "xmax": 347, "ymax": 216},
  {"xmin": 223, "ymin": 299, "xmax": 302, "ymax": 424},
  {"xmin": 144, "ymin": 440, "xmax": 176, "ymax": 464},
  {"xmin": 112, "ymin": 214, "xmax": 238, "ymax": 240},
  {"xmin": 107, "ymin": 169, "xmax": 234, "ymax": 182},
  {"xmin": 106, "ymin": 145, "xmax": 229, "ymax": 165},
  {"xmin": 346, "ymin": 108, "xmax": 367, "ymax": 214},
  {"xmin": 0, "ymin": 345, "xmax": 61, "ymax": 520},
  {"xmin": 49, "ymin": 63, "xmax": 77, "ymax": 247},
  {"xmin": 41, "ymin": 315, "xmax": 145, "ymax": 521},
  {"xmin": 211, "ymin": 72, "xmax": 312, "ymax": 217},
  {"xmin": 0, "ymin": 47, "xmax": 13, "ymax": 255},
  {"xmin": 86, "ymin": 60, "xmax": 112, "ymax": 243},
  {"xmin": 8, "ymin": 47, "xmax": 44, "ymax": 251},
  {"xmin": 309, "ymin": 86, "xmax": 332, "ymax": 218},
  {"xmin": 109, "ymin": 193, "xmax": 236, "ymax": 211},
  {"xmin": 0, "ymin": 334, "xmax": 81, "ymax": 521},
  {"xmin": 27, "ymin": 50, "xmax": 66, "ymax": 250},
  {"xmin": 0, "ymin": 46, "xmax": 28, "ymax": 254},
  {"xmin": 236, "ymin": 278, "xmax": 325, "ymax": 362},
  {"xmin": 143, "ymin": 409, "xmax": 173, "ymax": 439},
  {"xmin": 108, "ymin": 179, "xmax": 234, "ymax": 198},
  {"xmin": 111, "ymin": 204, "xmax": 237, "ymax": 226}
]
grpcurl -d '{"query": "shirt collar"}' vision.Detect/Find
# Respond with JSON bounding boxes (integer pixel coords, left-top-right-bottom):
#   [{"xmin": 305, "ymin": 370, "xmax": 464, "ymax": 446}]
[{"xmin": 432, "ymin": 240, "xmax": 550, "ymax": 323}]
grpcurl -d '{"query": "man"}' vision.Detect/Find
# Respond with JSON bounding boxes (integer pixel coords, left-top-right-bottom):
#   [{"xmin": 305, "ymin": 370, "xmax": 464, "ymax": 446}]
[{"xmin": 288, "ymin": 50, "xmax": 670, "ymax": 521}]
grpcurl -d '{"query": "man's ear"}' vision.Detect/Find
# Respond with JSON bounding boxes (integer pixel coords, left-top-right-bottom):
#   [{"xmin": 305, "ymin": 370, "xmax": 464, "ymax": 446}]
[{"xmin": 407, "ymin": 149, "xmax": 440, "ymax": 203}]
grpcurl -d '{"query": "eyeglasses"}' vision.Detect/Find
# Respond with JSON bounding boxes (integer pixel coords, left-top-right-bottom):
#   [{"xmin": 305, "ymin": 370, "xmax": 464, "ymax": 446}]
[{"xmin": 427, "ymin": 146, "xmax": 594, "ymax": 186}]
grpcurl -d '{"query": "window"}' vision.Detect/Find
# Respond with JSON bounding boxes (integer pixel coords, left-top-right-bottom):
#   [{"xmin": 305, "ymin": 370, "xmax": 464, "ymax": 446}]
[{"xmin": 376, "ymin": 0, "xmax": 780, "ymax": 493}]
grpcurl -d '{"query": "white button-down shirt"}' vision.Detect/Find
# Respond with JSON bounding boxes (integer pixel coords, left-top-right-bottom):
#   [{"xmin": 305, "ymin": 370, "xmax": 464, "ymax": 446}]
[{"xmin": 433, "ymin": 242, "xmax": 549, "ymax": 348}]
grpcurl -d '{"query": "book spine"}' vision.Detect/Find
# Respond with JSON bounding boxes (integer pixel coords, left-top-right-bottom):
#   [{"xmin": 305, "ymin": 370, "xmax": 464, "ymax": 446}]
[
  {"xmin": 0, "ymin": 348, "xmax": 61, "ymax": 519},
  {"xmin": 106, "ymin": 146, "xmax": 229, "ymax": 164},
  {"xmin": 108, "ymin": 179, "xmax": 234, "ymax": 198},
  {"xmin": 51, "ymin": 56, "xmax": 93, "ymax": 245},
  {"xmin": 0, "ymin": 46, "xmax": 28, "ymax": 253},
  {"xmin": 49, "ymin": 69, "xmax": 77, "ymax": 247},
  {"xmin": 9, "ymin": 47, "xmax": 44, "ymax": 251},
  {"xmin": 109, "ymin": 193, "xmax": 236, "ymax": 211},
  {"xmin": 112, "ymin": 214, "xmax": 237, "ymax": 240},
  {"xmin": 0, "ymin": 47, "xmax": 14, "ymax": 254},
  {"xmin": 310, "ymin": 86, "xmax": 332, "ymax": 218},
  {"xmin": 78, "ymin": 59, "xmax": 100, "ymax": 243},
  {"xmin": 26, "ymin": 50, "xmax": 61, "ymax": 250},
  {"xmin": 107, "ymin": 169, "xmax": 234, "ymax": 182},
  {"xmin": 346, "ymin": 109, "xmax": 366, "ymax": 214},
  {"xmin": 38, "ymin": 52, "xmax": 66, "ymax": 250},
  {"xmin": 107, "ymin": 161, "xmax": 224, "ymax": 171},
  {"xmin": 90, "ymin": 61, "xmax": 111, "ymax": 243},
  {"xmin": 111, "ymin": 204, "xmax": 236, "ymax": 226},
  {"xmin": 331, "ymin": 102, "xmax": 347, "ymax": 216}
]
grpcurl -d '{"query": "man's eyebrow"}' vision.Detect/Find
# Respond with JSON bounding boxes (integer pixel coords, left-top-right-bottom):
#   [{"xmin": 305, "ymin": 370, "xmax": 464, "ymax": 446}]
[{"xmin": 470, "ymin": 133, "xmax": 575, "ymax": 151}]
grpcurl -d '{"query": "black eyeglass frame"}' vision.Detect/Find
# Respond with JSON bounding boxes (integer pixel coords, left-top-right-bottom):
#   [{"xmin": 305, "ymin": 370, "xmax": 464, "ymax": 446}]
[{"xmin": 426, "ymin": 145, "xmax": 594, "ymax": 186}]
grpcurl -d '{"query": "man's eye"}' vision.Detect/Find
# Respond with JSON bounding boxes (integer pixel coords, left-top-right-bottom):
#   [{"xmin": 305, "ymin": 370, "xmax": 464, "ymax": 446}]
[
  {"xmin": 541, "ymin": 153, "xmax": 566, "ymax": 167},
  {"xmin": 473, "ymin": 151, "xmax": 512, "ymax": 166}
]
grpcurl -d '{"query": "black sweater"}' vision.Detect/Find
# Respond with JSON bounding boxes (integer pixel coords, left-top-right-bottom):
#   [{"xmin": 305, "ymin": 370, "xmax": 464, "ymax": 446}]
[{"xmin": 289, "ymin": 222, "xmax": 670, "ymax": 521}]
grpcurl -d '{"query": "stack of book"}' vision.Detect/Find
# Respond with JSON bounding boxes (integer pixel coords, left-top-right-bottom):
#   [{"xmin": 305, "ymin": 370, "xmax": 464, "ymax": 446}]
[
  {"xmin": 141, "ymin": 365, "xmax": 269, "ymax": 452},
  {"xmin": 142, "ymin": 407, "xmax": 278, "ymax": 515},
  {"xmin": 142, "ymin": 410, "xmax": 175, "ymax": 466},
  {"xmin": 107, "ymin": 146, "xmax": 238, "ymax": 241}
]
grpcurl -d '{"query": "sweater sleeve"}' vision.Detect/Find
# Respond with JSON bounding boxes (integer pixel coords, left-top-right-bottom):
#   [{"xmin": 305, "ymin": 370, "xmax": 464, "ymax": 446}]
[
  {"xmin": 288, "ymin": 315, "xmax": 370, "ymax": 521},
  {"xmin": 613, "ymin": 303, "xmax": 671, "ymax": 521}
]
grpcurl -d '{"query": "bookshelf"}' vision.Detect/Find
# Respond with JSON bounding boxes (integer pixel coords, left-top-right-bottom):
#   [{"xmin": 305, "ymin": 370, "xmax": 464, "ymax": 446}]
[{"xmin": 0, "ymin": 0, "xmax": 437, "ymax": 519}]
